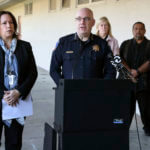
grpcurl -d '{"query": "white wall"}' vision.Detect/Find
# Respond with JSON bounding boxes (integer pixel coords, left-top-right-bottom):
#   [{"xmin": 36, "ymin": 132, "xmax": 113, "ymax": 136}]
[{"xmin": 5, "ymin": 0, "xmax": 150, "ymax": 70}]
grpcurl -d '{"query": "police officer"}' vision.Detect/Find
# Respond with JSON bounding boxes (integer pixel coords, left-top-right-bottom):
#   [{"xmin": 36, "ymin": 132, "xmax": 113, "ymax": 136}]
[{"xmin": 50, "ymin": 8, "xmax": 115, "ymax": 86}]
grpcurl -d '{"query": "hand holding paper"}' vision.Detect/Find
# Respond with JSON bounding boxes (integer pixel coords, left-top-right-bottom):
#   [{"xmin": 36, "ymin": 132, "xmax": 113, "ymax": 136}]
[
  {"xmin": 2, "ymin": 93, "xmax": 33, "ymax": 120},
  {"xmin": 3, "ymin": 89, "xmax": 20, "ymax": 106}
]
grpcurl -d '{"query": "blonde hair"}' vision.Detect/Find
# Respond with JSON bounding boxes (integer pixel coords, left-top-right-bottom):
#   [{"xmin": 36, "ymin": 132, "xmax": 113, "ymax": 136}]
[{"xmin": 96, "ymin": 16, "xmax": 113, "ymax": 37}]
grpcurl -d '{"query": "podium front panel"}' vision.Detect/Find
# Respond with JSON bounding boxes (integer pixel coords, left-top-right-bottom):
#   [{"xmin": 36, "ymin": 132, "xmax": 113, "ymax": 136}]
[{"xmin": 54, "ymin": 79, "xmax": 134, "ymax": 132}]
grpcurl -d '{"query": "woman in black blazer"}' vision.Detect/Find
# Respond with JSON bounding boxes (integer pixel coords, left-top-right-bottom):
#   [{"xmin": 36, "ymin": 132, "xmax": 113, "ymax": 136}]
[{"xmin": 0, "ymin": 11, "xmax": 38, "ymax": 150}]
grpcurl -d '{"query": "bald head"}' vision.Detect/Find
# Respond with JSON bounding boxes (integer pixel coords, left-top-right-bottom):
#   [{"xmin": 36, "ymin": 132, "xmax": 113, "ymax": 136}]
[
  {"xmin": 76, "ymin": 8, "xmax": 94, "ymax": 20},
  {"xmin": 75, "ymin": 8, "xmax": 95, "ymax": 41}
]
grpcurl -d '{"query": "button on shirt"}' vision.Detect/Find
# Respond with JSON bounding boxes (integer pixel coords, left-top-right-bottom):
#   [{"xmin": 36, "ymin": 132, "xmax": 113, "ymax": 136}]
[{"xmin": 50, "ymin": 33, "xmax": 116, "ymax": 85}]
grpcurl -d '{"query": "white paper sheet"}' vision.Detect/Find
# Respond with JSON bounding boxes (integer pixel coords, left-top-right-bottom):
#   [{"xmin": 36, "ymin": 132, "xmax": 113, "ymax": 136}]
[{"xmin": 2, "ymin": 93, "xmax": 33, "ymax": 120}]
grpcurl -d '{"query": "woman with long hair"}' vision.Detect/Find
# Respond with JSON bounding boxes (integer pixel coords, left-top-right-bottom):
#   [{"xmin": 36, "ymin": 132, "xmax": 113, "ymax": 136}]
[
  {"xmin": 96, "ymin": 16, "xmax": 119, "ymax": 56},
  {"xmin": 0, "ymin": 11, "xmax": 37, "ymax": 150}
]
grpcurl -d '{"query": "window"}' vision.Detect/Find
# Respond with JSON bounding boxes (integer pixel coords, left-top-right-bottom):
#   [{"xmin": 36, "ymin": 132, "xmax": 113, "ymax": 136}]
[
  {"xmin": 24, "ymin": 4, "xmax": 28, "ymax": 15},
  {"xmin": 77, "ymin": 0, "xmax": 103, "ymax": 5},
  {"xmin": 78, "ymin": 0, "xmax": 89, "ymax": 5},
  {"xmin": 24, "ymin": 1, "xmax": 33, "ymax": 15},
  {"xmin": 62, "ymin": 0, "xmax": 70, "ymax": 8},
  {"xmin": 49, "ymin": 0, "xmax": 56, "ymax": 10},
  {"xmin": 92, "ymin": 0, "xmax": 102, "ymax": 2},
  {"xmin": 18, "ymin": 16, "xmax": 22, "ymax": 39}
]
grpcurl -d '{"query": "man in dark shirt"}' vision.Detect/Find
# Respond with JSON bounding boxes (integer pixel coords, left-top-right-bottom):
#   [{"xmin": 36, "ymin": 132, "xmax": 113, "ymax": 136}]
[
  {"xmin": 120, "ymin": 22, "xmax": 150, "ymax": 136},
  {"xmin": 50, "ymin": 8, "xmax": 115, "ymax": 86}
]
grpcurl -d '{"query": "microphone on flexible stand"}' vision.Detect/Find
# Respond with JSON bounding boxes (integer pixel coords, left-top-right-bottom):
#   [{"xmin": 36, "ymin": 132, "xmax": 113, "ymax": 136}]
[{"xmin": 108, "ymin": 54, "xmax": 137, "ymax": 83}]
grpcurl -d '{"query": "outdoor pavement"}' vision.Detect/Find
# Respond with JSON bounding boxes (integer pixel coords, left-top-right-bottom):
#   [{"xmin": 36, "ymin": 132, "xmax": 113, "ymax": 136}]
[{"xmin": 1, "ymin": 67, "xmax": 150, "ymax": 150}]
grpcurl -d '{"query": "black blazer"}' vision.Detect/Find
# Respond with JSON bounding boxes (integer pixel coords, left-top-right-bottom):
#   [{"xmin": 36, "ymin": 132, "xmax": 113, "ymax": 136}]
[{"xmin": 0, "ymin": 40, "xmax": 38, "ymax": 101}]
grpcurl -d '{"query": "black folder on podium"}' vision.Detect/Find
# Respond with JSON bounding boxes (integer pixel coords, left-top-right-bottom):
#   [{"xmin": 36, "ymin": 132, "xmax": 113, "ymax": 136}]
[{"xmin": 54, "ymin": 79, "xmax": 134, "ymax": 150}]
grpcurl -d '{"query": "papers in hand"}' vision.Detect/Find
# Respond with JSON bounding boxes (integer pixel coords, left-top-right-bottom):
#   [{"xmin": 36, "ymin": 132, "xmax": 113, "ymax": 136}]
[{"xmin": 2, "ymin": 93, "xmax": 33, "ymax": 120}]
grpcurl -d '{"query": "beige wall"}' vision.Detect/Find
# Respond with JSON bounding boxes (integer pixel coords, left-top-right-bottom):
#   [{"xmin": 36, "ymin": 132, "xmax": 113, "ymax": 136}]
[{"xmin": 5, "ymin": 0, "xmax": 150, "ymax": 70}]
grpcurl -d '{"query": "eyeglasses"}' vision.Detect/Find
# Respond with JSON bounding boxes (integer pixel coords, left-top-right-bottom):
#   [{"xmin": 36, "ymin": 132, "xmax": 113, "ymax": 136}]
[{"xmin": 75, "ymin": 17, "xmax": 91, "ymax": 22}]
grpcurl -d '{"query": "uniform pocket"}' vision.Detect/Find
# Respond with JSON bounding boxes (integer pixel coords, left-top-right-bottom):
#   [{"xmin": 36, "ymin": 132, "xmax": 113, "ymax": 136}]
[
  {"xmin": 63, "ymin": 53, "xmax": 74, "ymax": 60},
  {"xmin": 88, "ymin": 50, "xmax": 97, "ymax": 60}
]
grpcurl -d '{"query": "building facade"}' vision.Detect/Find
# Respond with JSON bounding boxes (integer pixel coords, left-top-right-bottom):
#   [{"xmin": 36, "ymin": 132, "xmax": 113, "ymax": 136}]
[{"xmin": 1, "ymin": 0, "xmax": 150, "ymax": 70}]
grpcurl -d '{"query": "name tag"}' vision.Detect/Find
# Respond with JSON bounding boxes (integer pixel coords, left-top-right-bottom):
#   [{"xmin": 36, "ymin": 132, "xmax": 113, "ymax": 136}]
[
  {"xmin": 8, "ymin": 74, "xmax": 15, "ymax": 86},
  {"xmin": 66, "ymin": 51, "xmax": 74, "ymax": 54}
]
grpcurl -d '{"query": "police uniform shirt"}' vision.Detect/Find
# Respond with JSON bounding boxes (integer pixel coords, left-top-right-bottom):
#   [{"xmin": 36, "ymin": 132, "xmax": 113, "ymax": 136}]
[{"xmin": 50, "ymin": 33, "xmax": 115, "ymax": 85}]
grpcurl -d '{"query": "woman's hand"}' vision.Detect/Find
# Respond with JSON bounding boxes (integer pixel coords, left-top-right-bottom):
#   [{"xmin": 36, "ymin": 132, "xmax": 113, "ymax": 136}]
[{"xmin": 3, "ymin": 89, "xmax": 20, "ymax": 106}]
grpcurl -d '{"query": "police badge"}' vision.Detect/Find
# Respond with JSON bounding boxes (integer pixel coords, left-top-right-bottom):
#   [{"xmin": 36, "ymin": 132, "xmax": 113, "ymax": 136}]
[{"xmin": 92, "ymin": 45, "xmax": 100, "ymax": 52}]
